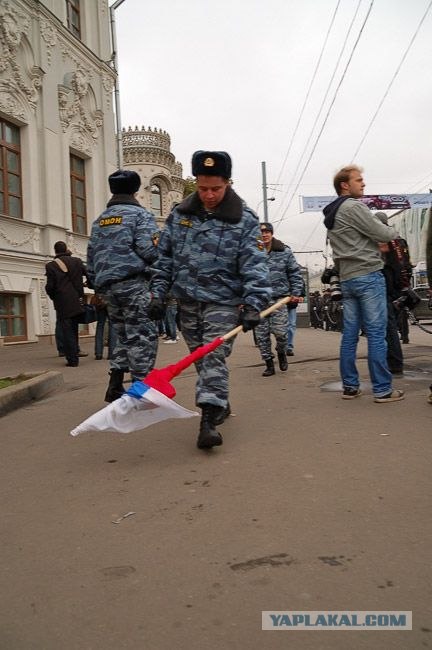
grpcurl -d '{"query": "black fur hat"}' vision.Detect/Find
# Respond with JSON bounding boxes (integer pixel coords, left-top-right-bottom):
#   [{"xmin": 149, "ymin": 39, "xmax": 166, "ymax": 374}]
[
  {"xmin": 108, "ymin": 169, "xmax": 141, "ymax": 195},
  {"xmin": 191, "ymin": 151, "xmax": 232, "ymax": 179}
]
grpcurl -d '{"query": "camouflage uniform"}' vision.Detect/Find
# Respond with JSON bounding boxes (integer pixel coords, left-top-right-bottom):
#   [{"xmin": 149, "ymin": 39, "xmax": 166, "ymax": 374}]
[
  {"xmin": 179, "ymin": 301, "xmax": 238, "ymax": 407},
  {"xmin": 255, "ymin": 238, "xmax": 303, "ymax": 361},
  {"xmin": 151, "ymin": 186, "xmax": 271, "ymax": 407},
  {"xmin": 87, "ymin": 197, "xmax": 159, "ymax": 380}
]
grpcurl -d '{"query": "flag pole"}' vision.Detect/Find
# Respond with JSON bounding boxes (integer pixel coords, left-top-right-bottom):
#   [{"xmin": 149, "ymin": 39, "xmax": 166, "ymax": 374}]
[
  {"xmin": 70, "ymin": 297, "xmax": 295, "ymax": 435},
  {"xmin": 222, "ymin": 296, "xmax": 292, "ymax": 341}
]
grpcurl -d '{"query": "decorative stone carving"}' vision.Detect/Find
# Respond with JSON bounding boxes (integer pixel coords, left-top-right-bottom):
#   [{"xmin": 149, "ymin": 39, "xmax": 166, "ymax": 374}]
[
  {"xmin": 40, "ymin": 19, "xmax": 57, "ymax": 65},
  {"xmin": 32, "ymin": 227, "xmax": 41, "ymax": 254},
  {"xmin": 60, "ymin": 45, "xmax": 95, "ymax": 81},
  {"xmin": 39, "ymin": 278, "xmax": 52, "ymax": 335},
  {"xmin": 0, "ymin": 1, "xmax": 29, "ymax": 71},
  {"xmin": 123, "ymin": 125, "xmax": 171, "ymax": 151},
  {"xmin": 58, "ymin": 69, "xmax": 103, "ymax": 150},
  {"xmin": 0, "ymin": 1, "xmax": 43, "ymax": 113},
  {"xmin": 102, "ymin": 71, "xmax": 114, "ymax": 107},
  {"xmin": 0, "ymin": 85, "xmax": 26, "ymax": 120},
  {"xmin": 0, "ymin": 224, "xmax": 34, "ymax": 248},
  {"xmin": 65, "ymin": 232, "xmax": 87, "ymax": 260}
]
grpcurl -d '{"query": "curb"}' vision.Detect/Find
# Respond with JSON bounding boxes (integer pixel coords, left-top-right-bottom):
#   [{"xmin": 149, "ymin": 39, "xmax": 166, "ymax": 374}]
[{"xmin": 0, "ymin": 371, "xmax": 64, "ymax": 417}]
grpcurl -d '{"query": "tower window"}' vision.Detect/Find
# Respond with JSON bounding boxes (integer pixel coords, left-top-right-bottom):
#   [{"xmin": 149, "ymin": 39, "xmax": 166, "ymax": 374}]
[{"xmin": 151, "ymin": 184, "xmax": 162, "ymax": 217}]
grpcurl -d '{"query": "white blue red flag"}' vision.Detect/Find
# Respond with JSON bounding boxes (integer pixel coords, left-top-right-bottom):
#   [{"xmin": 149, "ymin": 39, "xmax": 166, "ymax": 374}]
[
  {"xmin": 70, "ymin": 296, "xmax": 293, "ymax": 437},
  {"xmin": 70, "ymin": 337, "xmax": 223, "ymax": 436},
  {"xmin": 70, "ymin": 382, "xmax": 198, "ymax": 436}
]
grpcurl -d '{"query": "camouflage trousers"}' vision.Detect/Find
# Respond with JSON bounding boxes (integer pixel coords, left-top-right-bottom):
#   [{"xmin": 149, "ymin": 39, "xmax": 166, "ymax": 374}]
[
  {"xmin": 178, "ymin": 301, "xmax": 239, "ymax": 408},
  {"xmin": 255, "ymin": 300, "xmax": 288, "ymax": 360},
  {"xmin": 104, "ymin": 277, "xmax": 158, "ymax": 381}
]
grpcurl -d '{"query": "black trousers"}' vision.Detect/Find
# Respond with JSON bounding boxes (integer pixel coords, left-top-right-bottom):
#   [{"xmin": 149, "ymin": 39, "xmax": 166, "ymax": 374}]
[
  {"xmin": 59, "ymin": 316, "xmax": 80, "ymax": 364},
  {"xmin": 386, "ymin": 300, "xmax": 403, "ymax": 372}
]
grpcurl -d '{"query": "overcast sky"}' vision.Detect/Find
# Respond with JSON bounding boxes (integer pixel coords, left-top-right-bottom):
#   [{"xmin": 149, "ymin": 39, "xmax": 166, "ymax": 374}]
[{"xmin": 113, "ymin": 0, "xmax": 432, "ymax": 270}]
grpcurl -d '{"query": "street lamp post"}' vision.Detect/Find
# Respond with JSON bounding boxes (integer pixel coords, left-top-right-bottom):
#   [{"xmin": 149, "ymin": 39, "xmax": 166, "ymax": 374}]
[
  {"xmin": 110, "ymin": 0, "xmax": 126, "ymax": 169},
  {"xmin": 255, "ymin": 197, "xmax": 276, "ymax": 215},
  {"xmin": 261, "ymin": 161, "xmax": 269, "ymax": 220}
]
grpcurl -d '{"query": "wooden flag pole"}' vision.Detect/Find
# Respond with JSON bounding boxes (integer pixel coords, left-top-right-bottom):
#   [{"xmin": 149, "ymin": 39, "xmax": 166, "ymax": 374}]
[{"xmin": 222, "ymin": 296, "xmax": 292, "ymax": 341}]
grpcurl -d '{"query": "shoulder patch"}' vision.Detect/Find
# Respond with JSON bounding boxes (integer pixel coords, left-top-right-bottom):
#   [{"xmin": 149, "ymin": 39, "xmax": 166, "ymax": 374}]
[
  {"xmin": 179, "ymin": 218, "xmax": 193, "ymax": 228},
  {"xmin": 99, "ymin": 216, "xmax": 123, "ymax": 227}
]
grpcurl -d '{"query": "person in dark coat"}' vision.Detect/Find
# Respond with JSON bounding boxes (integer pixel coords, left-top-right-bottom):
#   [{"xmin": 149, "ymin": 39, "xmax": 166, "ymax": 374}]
[
  {"xmin": 45, "ymin": 241, "xmax": 87, "ymax": 367},
  {"xmin": 375, "ymin": 212, "xmax": 411, "ymax": 375}
]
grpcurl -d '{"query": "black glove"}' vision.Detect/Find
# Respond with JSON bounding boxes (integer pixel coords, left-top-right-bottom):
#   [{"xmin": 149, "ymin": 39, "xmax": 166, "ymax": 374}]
[
  {"xmin": 238, "ymin": 305, "xmax": 261, "ymax": 332},
  {"xmin": 148, "ymin": 296, "xmax": 166, "ymax": 321},
  {"xmin": 287, "ymin": 296, "xmax": 300, "ymax": 310}
]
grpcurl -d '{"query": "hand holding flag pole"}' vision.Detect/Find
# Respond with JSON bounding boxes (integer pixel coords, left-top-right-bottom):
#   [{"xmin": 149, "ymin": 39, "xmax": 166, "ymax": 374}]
[{"xmin": 70, "ymin": 296, "xmax": 292, "ymax": 436}]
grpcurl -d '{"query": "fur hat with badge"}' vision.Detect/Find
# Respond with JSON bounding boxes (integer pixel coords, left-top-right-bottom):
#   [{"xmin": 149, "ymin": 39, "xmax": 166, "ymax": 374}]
[
  {"xmin": 192, "ymin": 151, "xmax": 232, "ymax": 179},
  {"xmin": 108, "ymin": 169, "xmax": 141, "ymax": 195}
]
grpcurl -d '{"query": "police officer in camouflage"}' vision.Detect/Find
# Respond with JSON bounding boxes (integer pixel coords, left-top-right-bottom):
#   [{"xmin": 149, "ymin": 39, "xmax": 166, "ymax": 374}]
[
  {"xmin": 255, "ymin": 223, "xmax": 304, "ymax": 376},
  {"xmin": 149, "ymin": 151, "xmax": 271, "ymax": 450},
  {"xmin": 86, "ymin": 170, "xmax": 159, "ymax": 402}
]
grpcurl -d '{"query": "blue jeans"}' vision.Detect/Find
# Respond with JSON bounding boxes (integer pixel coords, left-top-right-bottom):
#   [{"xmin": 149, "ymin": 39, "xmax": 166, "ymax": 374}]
[
  {"xmin": 340, "ymin": 271, "xmax": 393, "ymax": 397},
  {"xmin": 286, "ymin": 307, "xmax": 297, "ymax": 351},
  {"xmin": 94, "ymin": 308, "xmax": 116, "ymax": 359},
  {"xmin": 164, "ymin": 304, "xmax": 178, "ymax": 340}
]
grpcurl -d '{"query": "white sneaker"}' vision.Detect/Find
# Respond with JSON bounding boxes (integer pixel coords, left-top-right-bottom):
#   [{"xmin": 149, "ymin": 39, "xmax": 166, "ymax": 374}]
[{"xmin": 163, "ymin": 339, "xmax": 178, "ymax": 344}]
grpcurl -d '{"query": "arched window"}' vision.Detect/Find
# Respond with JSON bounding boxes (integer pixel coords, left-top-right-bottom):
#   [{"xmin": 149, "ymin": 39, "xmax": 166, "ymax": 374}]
[{"xmin": 151, "ymin": 184, "xmax": 162, "ymax": 217}]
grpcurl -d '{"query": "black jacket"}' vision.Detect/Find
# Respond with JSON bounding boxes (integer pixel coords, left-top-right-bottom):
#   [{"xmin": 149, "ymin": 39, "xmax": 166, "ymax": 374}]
[{"xmin": 45, "ymin": 253, "xmax": 87, "ymax": 318}]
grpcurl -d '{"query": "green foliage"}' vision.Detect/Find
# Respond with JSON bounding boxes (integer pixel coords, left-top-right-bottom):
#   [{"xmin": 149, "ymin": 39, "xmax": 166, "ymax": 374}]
[
  {"xmin": 0, "ymin": 374, "xmax": 34, "ymax": 389},
  {"xmin": 183, "ymin": 176, "xmax": 197, "ymax": 198}
]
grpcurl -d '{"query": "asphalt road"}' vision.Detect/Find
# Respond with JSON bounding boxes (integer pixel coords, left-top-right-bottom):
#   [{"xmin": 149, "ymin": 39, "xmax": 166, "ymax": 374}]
[{"xmin": 1, "ymin": 325, "xmax": 431, "ymax": 650}]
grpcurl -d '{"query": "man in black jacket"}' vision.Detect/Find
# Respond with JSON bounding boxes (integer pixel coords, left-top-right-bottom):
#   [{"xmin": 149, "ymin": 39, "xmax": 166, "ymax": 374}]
[
  {"xmin": 375, "ymin": 212, "xmax": 412, "ymax": 375},
  {"xmin": 45, "ymin": 241, "xmax": 87, "ymax": 367}
]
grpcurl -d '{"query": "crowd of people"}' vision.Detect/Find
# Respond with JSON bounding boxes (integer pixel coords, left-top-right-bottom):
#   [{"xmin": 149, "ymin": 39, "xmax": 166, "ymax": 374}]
[
  {"xmin": 44, "ymin": 158, "xmax": 432, "ymax": 450},
  {"xmin": 309, "ymin": 289, "xmax": 343, "ymax": 332}
]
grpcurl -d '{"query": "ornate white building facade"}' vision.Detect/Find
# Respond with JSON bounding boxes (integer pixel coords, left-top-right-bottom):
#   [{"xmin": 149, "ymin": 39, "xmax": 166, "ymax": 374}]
[
  {"xmin": 0, "ymin": 0, "xmax": 117, "ymax": 343},
  {"xmin": 122, "ymin": 125, "xmax": 185, "ymax": 228}
]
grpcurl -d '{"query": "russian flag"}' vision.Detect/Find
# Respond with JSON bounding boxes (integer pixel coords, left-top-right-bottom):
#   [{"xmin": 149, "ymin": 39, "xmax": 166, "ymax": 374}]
[
  {"xmin": 70, "ymin": 381, "xmax": 199, "ymax": 436},
  {"xmin": 70, "ymin": 296, "xmax": 293, "ymax": 437}
]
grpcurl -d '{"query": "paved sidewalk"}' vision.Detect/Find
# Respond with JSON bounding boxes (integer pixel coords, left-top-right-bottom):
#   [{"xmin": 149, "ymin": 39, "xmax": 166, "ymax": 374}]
[
  {"xmin": 0, "ymin": 325, "xmax": 431, "ymax": 650},
  {"xmin": 1, "ymin": 324, "xmax": 431, "ymax": 400}
]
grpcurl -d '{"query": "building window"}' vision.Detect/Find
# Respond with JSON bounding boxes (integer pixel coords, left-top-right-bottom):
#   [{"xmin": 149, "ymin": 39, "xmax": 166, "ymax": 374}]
[
  {"xmin": 0, "ymin": 119, "xmax": 22, "ymax": 219},
  {"xmin": 0, "ymin": 293, "xmax": 27, "ymax": 342},
  {"xmin": 151, "ymin": 184, "xmax": 162, "ymax": 217},
  {"xmin": 66, "ymin": 0, "xmax": 81, "ymax": 39},
  {"xmin": 70, "ymin": 154, "xmax": 87, "ymax": 234}
]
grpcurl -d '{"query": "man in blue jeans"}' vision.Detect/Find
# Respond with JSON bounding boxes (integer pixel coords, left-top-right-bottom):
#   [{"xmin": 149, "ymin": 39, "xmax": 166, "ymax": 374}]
[{"xmin": 323, "ymin": 165, "xmax": 404, "ymax": 403}]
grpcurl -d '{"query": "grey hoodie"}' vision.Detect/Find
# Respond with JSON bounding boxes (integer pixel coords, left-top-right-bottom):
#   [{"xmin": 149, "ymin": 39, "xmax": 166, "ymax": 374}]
[{"xmin": 323, "ymin": 197, "xmax": 398, "ymax": 281}]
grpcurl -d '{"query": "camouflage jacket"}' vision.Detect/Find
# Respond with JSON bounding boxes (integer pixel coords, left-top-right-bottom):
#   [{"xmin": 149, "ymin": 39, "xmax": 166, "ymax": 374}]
[
  {"xmin": 150, "ymin": 187, "xmax": 271, "ymax": 311},
  {"xmin": 265, "ymin": 238, "xmax": 304, "ymax": 298},
  {"xmin": 86, "ymin": 196, "xmax": 159, "ymax": 290}
]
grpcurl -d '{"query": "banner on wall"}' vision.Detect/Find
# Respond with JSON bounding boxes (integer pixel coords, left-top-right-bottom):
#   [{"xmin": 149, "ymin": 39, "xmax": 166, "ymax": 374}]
[{"xmin": 301, "ymin": 194, "xmax": 432, "ymax": 212}]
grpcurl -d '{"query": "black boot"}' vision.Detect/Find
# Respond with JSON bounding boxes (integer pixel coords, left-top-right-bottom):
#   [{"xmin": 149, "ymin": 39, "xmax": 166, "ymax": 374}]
[
  {"xmin": 278, "ymin": 351, "xmax": 288, "ymax": 371},
  {"xmin": 197, "ymin": 405, "xmax": 223, "ymax": 449},
  {"xmin": 104, "ymin": 369, "xmax": 125, "ymax": 403},
  {"xmin": 212, "ymin": 403, "xmax": 231, "ymax": 426},
  {"xmin": 262, "ymin": 359, "xmax": 275, "ymax": 377}
]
